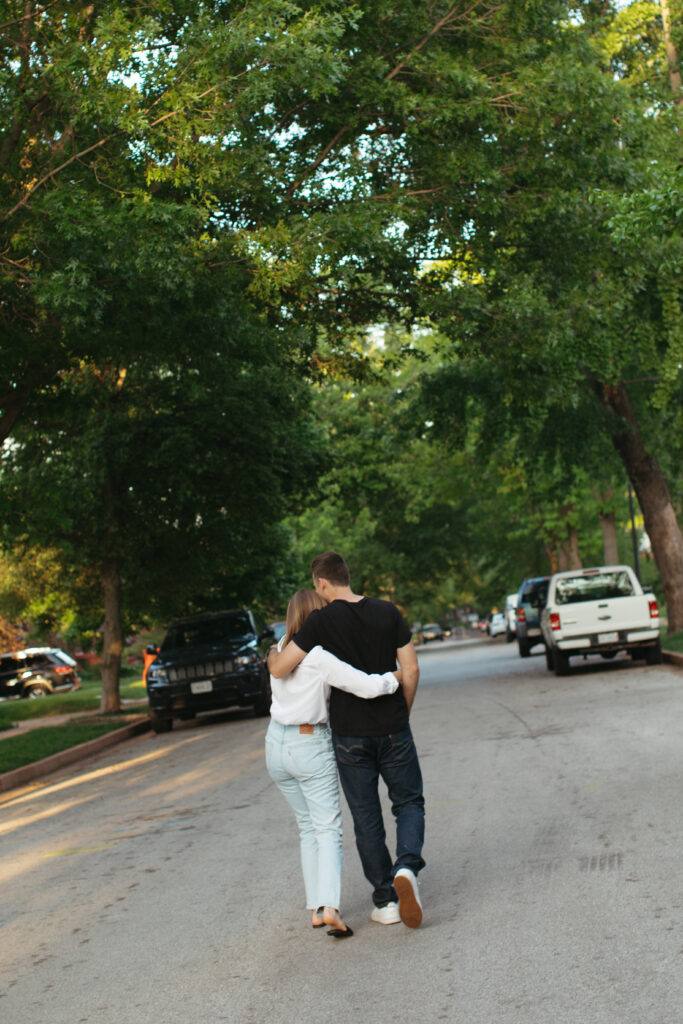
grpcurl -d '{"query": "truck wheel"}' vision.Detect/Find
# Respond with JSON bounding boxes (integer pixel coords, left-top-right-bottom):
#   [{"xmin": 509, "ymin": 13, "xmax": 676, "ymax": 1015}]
[
  {"xmin": 644, "ymin": 639, "xmax": 663, "ymax": 666},
  {"xmin": 518, "ymin": 640, "xmax": 530, "ymax": 658},
  {"xmin": 553, "ymin": 650, "xmax": 570, "ymax": 676},
  {"xmin": 150, "ymin": 712, "xmax": 173, "ymax": 733},
  {"xmin": 545, "ymin": 647, "xmax": 554, "ymax": 671}
]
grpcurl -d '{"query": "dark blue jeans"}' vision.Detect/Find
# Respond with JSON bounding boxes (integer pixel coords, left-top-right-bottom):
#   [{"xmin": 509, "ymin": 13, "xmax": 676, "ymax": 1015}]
[{"xmin": 332, "ymin": 727, "xmax": 425, "ymax": 907}]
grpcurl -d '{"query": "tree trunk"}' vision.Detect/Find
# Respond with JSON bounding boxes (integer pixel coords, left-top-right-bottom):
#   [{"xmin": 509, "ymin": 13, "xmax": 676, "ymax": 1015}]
[
  {"xmin": 558, "ymin": 544, "xmax": 569, "ymax": 571},
  {"xmin": 591, "ymin": 483, "xmax": 620, "ymax": 565},
  {"xmin": 598, "ymin": 511, "xmax": 619, "ymax": 565},
  {"xmin": 601, "ymin": 382, "xmax": 683, "ymax": 632},
  {"xmin": 660, "ymin": 0, "xmax": 682, "ymax": 108},
  {"xmin": 101, "ymin": 557, "xmax": 122, "ymax": 712},
  {"xmin": 558, "ymin": 526, "xmax": 582, "ymax": 570},
  {"xmin": 568, "ymin": 526, "xmax": 581, "ymax": 568}
]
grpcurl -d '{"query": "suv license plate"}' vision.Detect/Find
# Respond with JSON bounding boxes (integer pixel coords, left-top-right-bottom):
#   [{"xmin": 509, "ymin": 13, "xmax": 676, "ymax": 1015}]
[
  {"xmin": 190, "ymin": 680, "xmax": 213, "ymax": 694},
  {"xmin": 598, "ymin": 632, "xmax": 618, "ymax": 644}
]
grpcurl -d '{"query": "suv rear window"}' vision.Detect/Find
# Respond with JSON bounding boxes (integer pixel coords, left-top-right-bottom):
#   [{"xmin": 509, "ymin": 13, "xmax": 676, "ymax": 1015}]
[
  {"xmin": 555, "ymin": 570, "xmax": 635, "ymax": 605},
  {"xmin": 521, "ymin": 580, "xmax": 549, "ymax": 606},
  {"xmin": 48, "ymin": 650, "xmax": 75, "ymax": 667},
  {"xmin": 161, "ymin": 612, "xmax": 254, "ymax": 652}
]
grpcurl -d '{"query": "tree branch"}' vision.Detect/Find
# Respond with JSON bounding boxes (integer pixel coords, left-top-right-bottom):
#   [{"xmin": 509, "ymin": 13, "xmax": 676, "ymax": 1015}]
[
  {"xmin": 0, "ymin": 0, "xmax": 60, "ymax": 35},
  {"xmin": 286, "ymin": 126, "xmax": 350, "ymax": 198},
  {"xmin": 385, "ymin": 1, "xmax": 487, "ymax": 83},
  {"xmin": 286, "ymin": 2, "xmax": 496, "ymax": 199},
  {"xmin": 2, "ymin": 82, "xmax": 220, "ymax": 221},
  {"xmin": 3, "ymin": 134, "xmax": 116, "ymax": 220}
]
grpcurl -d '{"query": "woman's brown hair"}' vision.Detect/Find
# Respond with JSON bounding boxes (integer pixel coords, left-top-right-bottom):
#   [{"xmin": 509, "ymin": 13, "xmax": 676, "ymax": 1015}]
[{"xmin": 284, "ymin": 588, "xmax": 324, "ymax": 649}]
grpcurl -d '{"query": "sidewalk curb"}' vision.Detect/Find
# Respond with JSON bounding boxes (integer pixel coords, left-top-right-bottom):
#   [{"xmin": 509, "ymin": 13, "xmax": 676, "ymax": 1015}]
[
  {"xmin": 0, "ymin": 716, "xmax": 152, "ymax": 794},
  {"xmin": 663, "ymin": 649, "xmax": 683, "ymax": 669}
]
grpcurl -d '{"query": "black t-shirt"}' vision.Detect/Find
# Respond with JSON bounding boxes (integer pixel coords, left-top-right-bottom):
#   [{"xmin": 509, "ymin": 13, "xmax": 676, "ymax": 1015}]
[{"xmin": 293, "ymin": 597, "xmax": 412, "ymax": 737}]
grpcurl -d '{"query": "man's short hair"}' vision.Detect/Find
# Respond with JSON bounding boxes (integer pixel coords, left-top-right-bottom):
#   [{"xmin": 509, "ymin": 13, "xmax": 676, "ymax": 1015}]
[{"xmin": 311, "ymin": 551, "xmax": 351, "ymax": 587}]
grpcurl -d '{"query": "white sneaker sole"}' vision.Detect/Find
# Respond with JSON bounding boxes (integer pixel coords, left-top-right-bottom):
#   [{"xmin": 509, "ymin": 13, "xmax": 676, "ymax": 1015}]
[{"xmin": 394, "ymin": 874, "xmax": 423, "ymax": 928}]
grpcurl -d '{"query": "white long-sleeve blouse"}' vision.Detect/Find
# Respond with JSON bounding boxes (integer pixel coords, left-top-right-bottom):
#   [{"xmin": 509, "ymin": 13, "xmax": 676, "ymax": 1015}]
[{"xmin": 269, "ymin": 643, "xmax": 398, "ymax": 725}]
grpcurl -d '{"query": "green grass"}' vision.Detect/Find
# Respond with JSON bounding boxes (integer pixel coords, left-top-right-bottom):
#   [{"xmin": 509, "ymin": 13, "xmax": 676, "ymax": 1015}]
[
  {"xmin": 0, "ymin": 664, "xmax": 150, "ymax": 775},
  {"xmin": 0, "ymin": 670, "xmax": 147, "ymax": 732},
  {"xmin": 0, "ymin": 721, "xmax": 127, "ymax": 774},
  {"xmin": 661, "ymin": 628, "xmax": 683, "ymax": 654}
]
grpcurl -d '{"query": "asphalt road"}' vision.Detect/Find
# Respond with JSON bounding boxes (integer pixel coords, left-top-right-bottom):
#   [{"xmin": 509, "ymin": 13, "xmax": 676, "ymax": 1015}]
[{"xmin": 1, "ymin": 638, "xmax": 683, "ymax": 1024}]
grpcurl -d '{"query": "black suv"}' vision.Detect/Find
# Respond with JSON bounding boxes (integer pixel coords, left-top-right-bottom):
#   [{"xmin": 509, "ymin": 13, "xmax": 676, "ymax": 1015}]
[
  {"xmin": 145, "ymin": 609, "xmax": 273, "ymax": 733},
  {"xmin": 0, "ymin": 647, "xmax": 81, "ymax": 699},
  {"xmin": 515, "ymin": 576, "xmax": 550, "ymax": 657}
]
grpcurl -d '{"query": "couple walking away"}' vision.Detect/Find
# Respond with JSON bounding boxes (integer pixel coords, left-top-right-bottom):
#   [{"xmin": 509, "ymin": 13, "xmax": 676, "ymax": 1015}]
[{"xmin": 266, "ymin": 551, "xmax": 425, "ymax": 939}]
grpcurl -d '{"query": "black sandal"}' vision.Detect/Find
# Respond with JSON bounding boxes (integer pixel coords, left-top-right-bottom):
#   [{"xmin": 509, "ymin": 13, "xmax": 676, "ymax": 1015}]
[{"xmin": 327, "ymin": 926, "xmax": 354, "ymax": 939}]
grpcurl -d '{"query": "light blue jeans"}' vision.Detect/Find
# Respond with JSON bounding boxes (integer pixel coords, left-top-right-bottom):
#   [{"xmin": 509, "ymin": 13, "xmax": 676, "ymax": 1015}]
[{"xmin": 265, "ymin": 720, "xmax": 343, "ymax": 911}]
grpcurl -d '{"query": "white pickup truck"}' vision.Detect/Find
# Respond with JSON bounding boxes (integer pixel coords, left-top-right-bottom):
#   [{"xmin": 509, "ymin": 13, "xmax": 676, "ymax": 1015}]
[{"xmin": 540, "ymin": 565, "xmax": 661, "ymax": 676}]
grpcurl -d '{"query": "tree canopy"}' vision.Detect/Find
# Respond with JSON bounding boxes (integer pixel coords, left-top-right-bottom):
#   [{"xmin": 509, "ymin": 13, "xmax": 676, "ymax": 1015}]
[{"xmin": 1, "ymin": 0, "xmax": 682, "ymax": 693}]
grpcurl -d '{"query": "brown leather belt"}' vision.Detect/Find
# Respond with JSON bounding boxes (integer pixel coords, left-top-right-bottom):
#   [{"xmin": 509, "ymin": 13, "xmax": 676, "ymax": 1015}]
[{"xmin": 299, "ymin": 724, "xmax": 315, "ymax": 734}]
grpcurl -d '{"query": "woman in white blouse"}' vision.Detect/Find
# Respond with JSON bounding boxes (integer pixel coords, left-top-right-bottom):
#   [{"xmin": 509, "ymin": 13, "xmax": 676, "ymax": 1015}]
[{"xmin": 265, "ymin": 588, "xmax": 400, "ymax": 939}]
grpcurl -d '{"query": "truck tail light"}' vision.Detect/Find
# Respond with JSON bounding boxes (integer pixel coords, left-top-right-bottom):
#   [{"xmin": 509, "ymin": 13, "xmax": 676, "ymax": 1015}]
[
  {"xmin": 549, "ymin": 612, "xmax": 561, "ymax": 631},
  {"xmin": 54, "ymin": 665, "xmax": 72, "ymax": 674},
  {"xmin": 517, "ymin": 608, "xmax": 525, "ymax": 623},
  {"xmin": 649, "ymin": 599, "xmax": 659, "ymax": 619}
]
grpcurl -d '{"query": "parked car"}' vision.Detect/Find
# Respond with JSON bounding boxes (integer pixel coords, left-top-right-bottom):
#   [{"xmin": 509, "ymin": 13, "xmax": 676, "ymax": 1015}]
[
  {"xmin": 504, "ymin": 593, "xmax": 518, "ymax": 642},
  {"xmin": 488, "ymin": 612, "xmax": 507, "ymax": 637},
  {"xmin": 270, "ymin": 621, "xmax": 287, "ymax": 643},
  {"xmin": 0, "ymin": 647, "xmax": 81, "ymax": 699},
  {"xmin": 540, "ymin": 564, "xmax": 661, "ymax": 676},
  {"xmin": 422, "ymin": 623, "xmax": 445, "ymax": 643},
  {"xmin": 145, "ymin": 609, "xmax": 273, "ymax": 733},
  {"xmin": 516, "ymin": 576, "xmax": 550, "ymax": 657}
]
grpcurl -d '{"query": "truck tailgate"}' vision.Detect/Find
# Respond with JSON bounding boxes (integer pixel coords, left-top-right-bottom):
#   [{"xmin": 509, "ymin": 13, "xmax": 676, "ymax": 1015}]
[{"xmin": 558, "ymin": 596, "xmax": 651, "ymax": 637}]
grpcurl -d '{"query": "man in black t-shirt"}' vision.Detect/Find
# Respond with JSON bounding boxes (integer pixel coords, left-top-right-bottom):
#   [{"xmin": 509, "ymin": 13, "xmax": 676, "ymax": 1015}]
[{"xmin": 268, "ymin": 551, "xmax": 425, "ymax": 928}]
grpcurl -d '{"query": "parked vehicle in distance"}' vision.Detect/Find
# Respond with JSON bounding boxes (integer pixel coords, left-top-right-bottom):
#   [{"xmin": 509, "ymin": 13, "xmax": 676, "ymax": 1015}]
[
  {"xmin": 541, "ymin": 565, "xmax": 661, "ymax": 676},
  {"xmin": 422, "ymin": 623, "xmax": 445, "ymax": 643},
  {"xmin": 145, "ymin": 609, "xmax": 273, "ymax": 733},
  {"xmin": 516, "ymin": 576, "xmax": 551, "ymax": 657},
  {"xmin": 488, "ymin": 612, "xmax": 507, "ymax": 637},
  {"xmin": 270, "ymin": 621, "xmax": 286, "ymax": 643},
  {"xmin": 0, "ymin": 647, "xmax": 81, "ymax": 699},
  {"xmin": 504, "ymin": 593, "xmax": 518, "ymax": 642}
]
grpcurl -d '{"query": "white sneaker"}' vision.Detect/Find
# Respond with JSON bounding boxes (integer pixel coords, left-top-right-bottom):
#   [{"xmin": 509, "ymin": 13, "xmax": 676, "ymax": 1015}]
[
  {"xmin": 393, "ymin": 868, "xmax": 423, "ymax": 928},
  {"xmin": 370, "ymin": 901, "xmax": 401, "ymax": 925}
]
